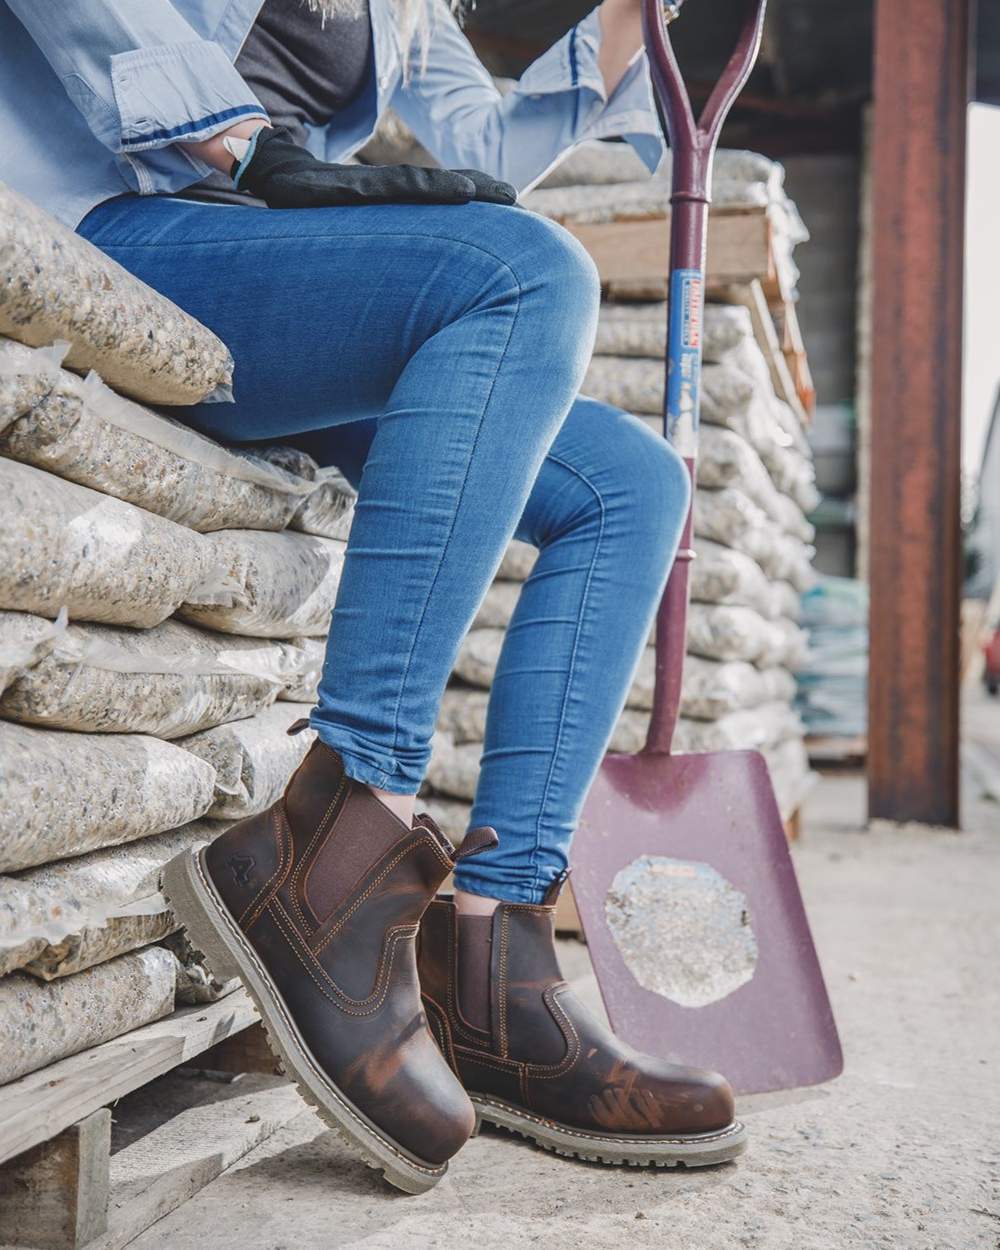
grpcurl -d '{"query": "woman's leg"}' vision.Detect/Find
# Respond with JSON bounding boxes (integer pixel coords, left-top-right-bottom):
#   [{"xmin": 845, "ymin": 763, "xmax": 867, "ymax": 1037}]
[
  {"xmin": 79, "ymin": 195, "xmax": 600, "ymax": 800},
  {"xmin": 452, "ymin": 396, "xmax": 692, "ymax": 904},
  {"xmin": 414, "ymin": 400, "xmax": 740, "ymax": 1166}
]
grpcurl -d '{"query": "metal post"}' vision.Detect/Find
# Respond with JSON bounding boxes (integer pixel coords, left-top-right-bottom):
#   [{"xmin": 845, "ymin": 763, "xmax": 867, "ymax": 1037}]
[{"xmin": 868, "ymin": 0, "xmax": 972, "ymax": 825}]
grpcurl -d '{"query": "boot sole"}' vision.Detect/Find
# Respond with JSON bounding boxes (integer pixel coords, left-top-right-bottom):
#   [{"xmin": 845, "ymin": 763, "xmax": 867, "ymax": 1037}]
[
  {"xmin": 161, "ymin": 845, "xmax": 450, "ymax": 1195},
  {"xmin": 470, "ymin": 1094, "xmax": 747, "ymax": 1167}
]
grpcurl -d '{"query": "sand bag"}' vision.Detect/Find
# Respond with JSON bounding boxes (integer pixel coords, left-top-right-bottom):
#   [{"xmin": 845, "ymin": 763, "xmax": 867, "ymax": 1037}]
[
  {"xmin": 686, "ymin": 602, "xmax": 799, "ymax": 666},
  {"xmin": 0, "ymin": 721, "xmax": 216, "ymax": 874},
  {"xmin": 538, "ymin": 139, "xmax": 652, "ymax": 189},
  {"xmin": 178, "ymin": 703, "xmax": 315, "ymax": 820},
  {"xmin": 610, "ymin": 701, "xmax": 802, "ymax": 756},
  {"xmin": 0, "ymin": 821, "xmax": 221, "ymax": 979},
  {"xmin": 690, "ymin": 540, "xmax": 773, "ymax": 616},
  {"xmin": 291, "ymin": 467, "xmax": 356, "ymax": 541},
  {"xmin": 764, "ymin": 734, "xmax": 816, "ymax": 821},
  {"xmin": 0, "ymin": 612, "xmax": 307, "ymax": 737},
  {"xmin": 0, "ymin": 336, "xmax": 62, "ymax": 430},
  {"xmin": 594, "ymin": 301, "xmax": 751, "ymax": 361},
  {"xmin": 179, "ymin": 530, "xmax": 346, "ymax": 638},
  {"xmin": 674, "ymin": 657, "xmax": 797, "ymax": 721},
  {"xmin": 0, "ymin": 361, "xmax": 311, "ymax": 532},
  {"xmin": 278, "ymin": 636, "xmax": 325, "ymax": 703},
  {"xmin": 0, "ymin": 459, "xmax": 222, "ymax": 628},
  {"xmin": 0, "ymin": 182, "xmax": 232, "ymax": 405},
  {"xmin": 0, "ymin": 946, "xmax": 177, "ymax": 1086},
  {"xmin": 496, "ymin": 540, "xmax": 538, "ymax": 582}
]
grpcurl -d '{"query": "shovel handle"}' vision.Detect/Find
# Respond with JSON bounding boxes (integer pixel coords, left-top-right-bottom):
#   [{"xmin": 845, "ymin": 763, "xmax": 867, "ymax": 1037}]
[{"xmin": 643, "ymin": 0, "xmax": 768, "ymax": 755}]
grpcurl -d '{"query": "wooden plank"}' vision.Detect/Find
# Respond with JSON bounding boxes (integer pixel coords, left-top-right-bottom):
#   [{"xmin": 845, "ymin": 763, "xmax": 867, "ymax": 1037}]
[
  {"xmin": 0, "ymin": 992, "xmax": 259, "ymax": 1167},
  {"xmin": 90, "ymin": 1076, "xmax": 302, "ymax": 1250},
  {"xmin": 198, "ymin": 1022, "xmax": 281, "ymax": 1077},
  {"xmin": 711, "ymin": 279, "xmax": 808, "ymax": 423},
  {"xmin": 561, "ymin": 207, "xmax": 775, "ymax": 295},
  {"xmin": 0, "ymin": 1109, "xmax": 110, "ymax": 1250}
]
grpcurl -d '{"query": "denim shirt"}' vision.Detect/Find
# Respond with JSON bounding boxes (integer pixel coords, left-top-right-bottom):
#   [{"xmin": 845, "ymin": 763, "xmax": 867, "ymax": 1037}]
[{"xmin": 0, "ymin": 0, "xmax": 664, "ymax": 229}]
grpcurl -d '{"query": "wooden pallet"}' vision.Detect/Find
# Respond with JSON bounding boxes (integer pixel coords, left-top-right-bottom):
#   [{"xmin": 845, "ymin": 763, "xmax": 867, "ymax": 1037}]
[
  {"xmin": 560, "ymin": 205, "xmax": 780, "ymax": 301},
  {"xmin": 0, "ymin": 992, "xmax": 276, "ymax": 1250},
  {"xmin": 806, "ymin": 734, "xmax": 868, "ymax": 766}
]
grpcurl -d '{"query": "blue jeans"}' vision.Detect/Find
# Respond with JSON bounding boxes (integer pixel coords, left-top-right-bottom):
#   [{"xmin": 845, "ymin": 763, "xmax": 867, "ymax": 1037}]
[{"xmin": 78, "ymin": 195, "xmax": 690, "ymax": 903}]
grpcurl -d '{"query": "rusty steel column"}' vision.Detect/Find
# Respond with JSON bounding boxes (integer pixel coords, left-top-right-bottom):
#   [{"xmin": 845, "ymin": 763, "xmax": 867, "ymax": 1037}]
[{"xmin": 868, "ymin": 0, "xmax": 972, "ymax": 825}]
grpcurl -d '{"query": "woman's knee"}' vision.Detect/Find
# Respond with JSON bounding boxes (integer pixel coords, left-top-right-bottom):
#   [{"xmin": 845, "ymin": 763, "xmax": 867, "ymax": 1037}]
[
  {"xmin": 592, "ymin": 405, "xmax": 692, "ymax": 554},
  {"xmin": 497, "ymin": 210, "xmax": 601, "ymax": 330}
]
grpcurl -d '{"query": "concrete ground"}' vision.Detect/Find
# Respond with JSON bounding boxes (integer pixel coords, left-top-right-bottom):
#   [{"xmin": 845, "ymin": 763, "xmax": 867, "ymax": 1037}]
[{"xmin": 126, "ymin": 767, "xmax": 999, "ymax": 1250}]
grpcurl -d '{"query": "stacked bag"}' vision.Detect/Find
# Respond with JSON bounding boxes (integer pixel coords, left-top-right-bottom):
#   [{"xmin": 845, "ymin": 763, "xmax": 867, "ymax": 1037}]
[
  {"xmin": 421, "ymin": 143, "xmax": 819, "ymax": 836},
  {"xmin": 0, "ymin": 182, "xmax": 355, "ymax": 1086}
]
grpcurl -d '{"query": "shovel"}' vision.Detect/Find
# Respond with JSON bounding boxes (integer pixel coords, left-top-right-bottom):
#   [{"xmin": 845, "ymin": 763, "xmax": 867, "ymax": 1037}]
[{"xmin": 570, "ymin": 0, "xmax": 842, "ymax": 1095}]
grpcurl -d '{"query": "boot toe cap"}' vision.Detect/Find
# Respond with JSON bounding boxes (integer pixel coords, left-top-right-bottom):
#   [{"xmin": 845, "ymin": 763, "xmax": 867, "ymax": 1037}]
[{"xmin": 662, "ymin": 1065, "xmax": 736, "ymax": 1134}]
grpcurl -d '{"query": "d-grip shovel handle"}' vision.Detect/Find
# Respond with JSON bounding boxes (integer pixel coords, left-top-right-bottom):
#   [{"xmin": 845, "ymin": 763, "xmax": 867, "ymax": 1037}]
[{"xmin": 644, "ymin": 0, "xmax": 768, "ymax": 754}]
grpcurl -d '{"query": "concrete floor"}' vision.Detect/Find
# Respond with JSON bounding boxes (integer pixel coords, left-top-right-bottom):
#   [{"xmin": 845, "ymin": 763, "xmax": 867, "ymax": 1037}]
[{"xmin": 127, "ymin": 770, "xmax": 1000, "ymax": 1250}]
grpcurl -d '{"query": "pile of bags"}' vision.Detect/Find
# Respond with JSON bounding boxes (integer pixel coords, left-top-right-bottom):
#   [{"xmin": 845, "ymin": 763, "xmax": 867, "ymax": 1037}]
[
  {"xmin": 0, "ymin": 183, "xmax": 354, "ymax": 1086},
  {"xmin": 421, "ymin": 145, "xmax": 819, "ymax": 839},
  {"xmin": 795, "ymin": 576, "xmax": 869, "ymax": 739}
]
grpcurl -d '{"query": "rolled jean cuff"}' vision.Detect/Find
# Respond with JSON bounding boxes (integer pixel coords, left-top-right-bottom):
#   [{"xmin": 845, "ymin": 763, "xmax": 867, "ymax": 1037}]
[
  {"xmin": 308, "ymin": 719, "xmax": 421, "ymax": 794},
  {"xmin": 452, "ymin": 865, "xmax": 552, "ymax": 906}
]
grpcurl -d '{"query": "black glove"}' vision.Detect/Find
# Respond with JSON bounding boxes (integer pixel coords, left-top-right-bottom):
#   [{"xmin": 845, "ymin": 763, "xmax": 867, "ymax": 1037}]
[{"xmin": 232, "ymin": 127, "xmax": 517, "ymax": 208}]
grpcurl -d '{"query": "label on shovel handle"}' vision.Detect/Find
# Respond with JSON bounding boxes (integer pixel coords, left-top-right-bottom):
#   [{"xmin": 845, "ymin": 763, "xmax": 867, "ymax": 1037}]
[{"xmin": 666, "ymin": 267, "xmax": 703, "ymax": 458}]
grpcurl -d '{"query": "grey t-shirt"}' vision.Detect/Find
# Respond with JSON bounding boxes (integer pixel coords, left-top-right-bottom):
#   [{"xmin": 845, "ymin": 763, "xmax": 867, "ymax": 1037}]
[{"xmin": 182, "ymin": 0, "xmax": 373, "ymax": 205}]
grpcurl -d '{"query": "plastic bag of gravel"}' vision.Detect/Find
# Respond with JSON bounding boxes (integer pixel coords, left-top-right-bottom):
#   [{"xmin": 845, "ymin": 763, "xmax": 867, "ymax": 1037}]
[
  {"xmin": 290, "ymin": 467, "xmax": 356, "ymax": 541},
  {"xmin": 0, "ymin": 360, "xmax": 312, "ymax": 532},
  {"xmin": 0, "ymin": 612, "xmax": 310, "ymax": 737},
  {"xmin": 694, "ymin": 487, "xmax": 813, "ymax": 589},
  {"xmin": 593, "ymin": 302, "xmax": 752, "ymax": 361},
  {"xmin": 0, "ymin": 181, "xmax": 232, "ymax": 405},
  {"xmin": 0, "ymin": 336, "xmax": 63, "ymax": 430},
  {"xmin": 164, "ymin": 930, "xmax": 240, "ymax": 1005},
  {"xmin": 0, "ymin": 946, "xmax": 177, "ymax": 1085},
  {"xmin": 277, "ymin": 635, "xmax": 325, "ymax": 703},
  {"xmin": 0, "ymin": 821, "xmax": 221, "ymax": 979},
  {"xmin": 584, "ymin": 356, "xmax": 755, "ymax": 423},
  {"xmin": 686, "ymin": 601, "xmax": 804, "ymax": 667},
  {"xmin": 690, "ymin": 540, "xmax": 773, "ymax": 615},
  {"xmin": 609, "ymin": 701, "xmax": 802, "ymax": 755},
  {"xmin": 179, "ymin": 530, "xmax": 346, "ymax": 638},
  {"xmin": 178, "ymin": 703, "xmax": 315, "ymax": 820},
  {"xmin": 0, "ymin": 720, "xmax": 216, "ymax": 873},
  {"xmin": 497, "ymin": 539, "xmax": 538, "ymax": 582},
  {"xmin": 0, "ymin": 459, "xmax": 226, "ymax": 627}
]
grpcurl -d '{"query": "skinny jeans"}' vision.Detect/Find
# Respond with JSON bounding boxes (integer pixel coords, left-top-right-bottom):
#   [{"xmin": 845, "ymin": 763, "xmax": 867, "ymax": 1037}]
[{"xmin": 78, "ymin": 195, "xmax": 690, "ymax": 904}]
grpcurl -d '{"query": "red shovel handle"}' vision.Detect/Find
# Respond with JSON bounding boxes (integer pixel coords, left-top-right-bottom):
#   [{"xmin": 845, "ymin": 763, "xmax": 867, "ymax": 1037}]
[{"xmin": 642, "ymin": 0, "xmax": 769, "ymax": 755}]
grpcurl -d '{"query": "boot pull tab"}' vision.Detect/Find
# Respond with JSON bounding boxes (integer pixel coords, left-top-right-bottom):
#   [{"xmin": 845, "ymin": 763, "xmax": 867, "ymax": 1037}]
[
  {"xmin": 453, "ymin": 825, "xmax": 499, "ymax": 862},
  {"xmin": 542, "ymin": 868, "xmax": 571, "ymax": 906},
  {"xmin": 286, "ymin": 717, "xmax": 312, "ymax": 737}
]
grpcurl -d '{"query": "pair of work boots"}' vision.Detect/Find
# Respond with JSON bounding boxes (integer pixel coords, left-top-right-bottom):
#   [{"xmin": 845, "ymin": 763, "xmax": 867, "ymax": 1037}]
[{"xmin": 162, "ymin": 736, "xmax": 746, "ymax": 1193}]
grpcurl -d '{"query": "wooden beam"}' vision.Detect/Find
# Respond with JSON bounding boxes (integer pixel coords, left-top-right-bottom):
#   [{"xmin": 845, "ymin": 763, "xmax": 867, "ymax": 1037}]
[
  {"xmin": 0, "ymin": 1110, "xmax": 110, "ymax": 1250},
  {"xmin": 867, "ymin": 0, "xmax": 971, "ymax": 825},
  {"xmin": 0, "ymin": 992, "xmax": 259, "ymax": 1167},
  {"xmin": 560, "ymin": 207, "xmax": 777, "ymax": 297}
]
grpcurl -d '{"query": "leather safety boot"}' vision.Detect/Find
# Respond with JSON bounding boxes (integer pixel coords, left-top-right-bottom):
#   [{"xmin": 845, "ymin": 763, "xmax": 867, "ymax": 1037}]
[
  {"xmin": 162, "ymin": 733, "xmax": 499, "ymax": 1193},
  {"xmin": 417, "ymin": 877, "xmax": 747, "ymax": 1167}
]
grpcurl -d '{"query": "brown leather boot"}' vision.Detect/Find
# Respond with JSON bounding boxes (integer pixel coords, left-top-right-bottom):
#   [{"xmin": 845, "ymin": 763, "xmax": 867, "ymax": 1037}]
[
  {"xmin": 162, "ymin": 736, "xmax": 498, "ymax": 1193},
  {"xmin": 417, "ymin": 878, "xmax": 747, "ymax": 1168}
]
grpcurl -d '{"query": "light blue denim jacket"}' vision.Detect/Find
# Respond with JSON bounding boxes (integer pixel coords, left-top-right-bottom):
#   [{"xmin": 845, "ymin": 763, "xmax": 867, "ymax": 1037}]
[{"xmin": 1, "ymin": 0, "xmax": 664, "ymax": 228}]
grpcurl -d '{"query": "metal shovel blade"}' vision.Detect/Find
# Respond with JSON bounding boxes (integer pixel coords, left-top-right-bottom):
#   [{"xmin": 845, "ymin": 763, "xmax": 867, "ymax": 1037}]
[{"xmin": 572, "ymin": 747, "xmax": 843, "ymax": 1094}]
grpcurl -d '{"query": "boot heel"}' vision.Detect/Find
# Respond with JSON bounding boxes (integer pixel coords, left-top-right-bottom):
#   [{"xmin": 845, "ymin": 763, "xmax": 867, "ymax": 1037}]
[{"xmin": 161, "ymin": 848, "xmax": 242, "ymax": 983}]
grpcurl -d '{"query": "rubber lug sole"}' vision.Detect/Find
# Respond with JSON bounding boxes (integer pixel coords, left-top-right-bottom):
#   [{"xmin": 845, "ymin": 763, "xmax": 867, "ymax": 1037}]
[
  {"xmin": 161, "ymin": 846, "xmax": 450, "ymax": 1195},
  {"xmin": 470, "ymin": 1094, "xmax": 747, "ymax": 1168}
]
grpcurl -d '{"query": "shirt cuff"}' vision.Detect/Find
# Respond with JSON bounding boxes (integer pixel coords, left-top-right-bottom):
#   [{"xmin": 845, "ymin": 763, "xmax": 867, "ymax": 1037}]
[
  {"xmin": 515, "ymin": 9, "xmax": 665, "ymax": 173},
  {"xmin": 111, "ymin": 39, "xmax": 267, "ymax": 153}
]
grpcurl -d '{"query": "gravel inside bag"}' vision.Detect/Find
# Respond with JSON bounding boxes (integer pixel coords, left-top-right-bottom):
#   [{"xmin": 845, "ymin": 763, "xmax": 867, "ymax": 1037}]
[
  {"xmin": 0, "ymin": 459, "xmax": 224, "ymax": 628},
  {"xmin": 0, "ymin": 719, "xmax": 216, "ymax": 873},
  {"xmin": 0, "ymin": 182, "xmax": 232, "ymax": 405},
  {"xmin": 0, "ymin": 611, "xmax": 310, "ymax": 736}
]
